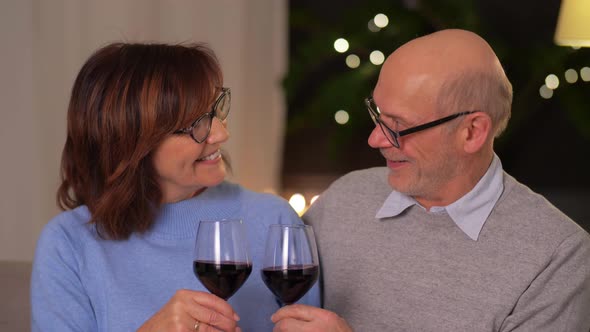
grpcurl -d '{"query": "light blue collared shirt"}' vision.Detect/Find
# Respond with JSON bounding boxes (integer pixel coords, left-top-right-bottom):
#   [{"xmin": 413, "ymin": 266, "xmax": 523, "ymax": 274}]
[{"xmin": 375, "ymin": 154, "xmax": 504, "ymax": 241}]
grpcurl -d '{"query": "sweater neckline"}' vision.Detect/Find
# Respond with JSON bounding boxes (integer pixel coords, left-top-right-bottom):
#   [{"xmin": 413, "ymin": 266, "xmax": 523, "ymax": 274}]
[{"xmin": 146, "ymin": 182, "xmax": 241, "ymax": 239}]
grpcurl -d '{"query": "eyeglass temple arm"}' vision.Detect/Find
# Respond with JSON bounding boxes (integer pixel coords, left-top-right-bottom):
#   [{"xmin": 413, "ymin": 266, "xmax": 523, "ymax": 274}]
[{"xmin": 398, "ymin": 111, "xmax": 477, "ymax": 137}]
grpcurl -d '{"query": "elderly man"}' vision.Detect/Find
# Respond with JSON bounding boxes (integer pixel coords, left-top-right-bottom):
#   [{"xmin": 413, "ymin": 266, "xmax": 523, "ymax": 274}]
[{"xmin": 272, "ymin": 29, "xmax": 590, "ymax": 331}]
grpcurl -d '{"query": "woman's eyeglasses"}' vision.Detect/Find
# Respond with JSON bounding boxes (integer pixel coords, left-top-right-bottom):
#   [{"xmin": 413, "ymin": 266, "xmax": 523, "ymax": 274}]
[{"xmin": 175, "ymin": 87, "xmax": 231, "ymax": 143}]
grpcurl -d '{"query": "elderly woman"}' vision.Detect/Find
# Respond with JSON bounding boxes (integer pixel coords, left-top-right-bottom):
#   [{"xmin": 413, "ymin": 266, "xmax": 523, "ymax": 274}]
[{"xmin": 31, "ymin": 42, "xmax": 319, "ymax": 332}]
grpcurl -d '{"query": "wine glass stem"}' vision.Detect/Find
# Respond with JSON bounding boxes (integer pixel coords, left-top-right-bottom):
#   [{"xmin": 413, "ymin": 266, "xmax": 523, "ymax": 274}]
[{"xmin": 275, "ymin": 298, "xmax": 286, "ymax": 308}]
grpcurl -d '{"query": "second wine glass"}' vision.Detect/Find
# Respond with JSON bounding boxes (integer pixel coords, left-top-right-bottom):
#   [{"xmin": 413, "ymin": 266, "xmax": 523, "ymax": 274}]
[
  {"xmin": 261, "ymin": 224, "xmax": 319, "ymax": 306},
  {"xmin": 193, "ymin": 219, "xmax": 252, "ymax": 300}
]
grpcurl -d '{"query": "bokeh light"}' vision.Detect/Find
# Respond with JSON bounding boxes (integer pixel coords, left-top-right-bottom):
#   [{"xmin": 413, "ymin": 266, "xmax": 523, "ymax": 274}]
[
  {"xmin": 289, "ymin": 193, "xmax": 306, "ymax": 215},
  {"xmin": 334, "ymin": 38, "xmax": 349, "ymax": 53},
  {"xmin": 539, "ymin": 85, "xmax": 553, "ymax": 99},
  {"xmin": 565, "ymin": 69, "xmax": 578, "ymax": 83},
  {"xmin": 374, "ymin": 14, "xmax": 389, "ymax": 28},
  {"xmin": 369, "ymin": 50, "xmax": 385, "ymax": 65},
  {"xmin": 335, "ymin": 110, "xmax": 350, "ymax": 125},
  {"xmin": 345, "ymin": 54, "xmax": 360, "ymax": 68},
  {"xmin": 545, "ymin": 74, "xmax": 559, "ymax": 89}
]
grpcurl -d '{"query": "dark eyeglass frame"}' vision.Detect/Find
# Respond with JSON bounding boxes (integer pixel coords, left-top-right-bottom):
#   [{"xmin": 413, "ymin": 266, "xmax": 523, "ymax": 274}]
[
  {"xmin": 174, "ymin": 87, "xmax": 231, "ymax": 143},
  {"xmin": 365, "ymin": 96, "xmax": 478, "ymax": 148}
]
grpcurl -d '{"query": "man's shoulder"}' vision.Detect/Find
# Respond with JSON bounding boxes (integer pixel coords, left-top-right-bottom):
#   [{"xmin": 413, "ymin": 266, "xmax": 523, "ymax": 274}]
[
  {"xmin": 330, "ymin": 167, "xmax": 390, "ymax": 190},
  {"xmin": 498, "ymin": 173, "xmax": 588, "ymax": 238}
]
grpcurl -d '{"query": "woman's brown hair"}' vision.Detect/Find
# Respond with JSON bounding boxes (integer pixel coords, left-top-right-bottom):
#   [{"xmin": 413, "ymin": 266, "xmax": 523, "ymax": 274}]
[{"xmin": 57, "ymin": 42, "xmax": 223, "ymax": 239}]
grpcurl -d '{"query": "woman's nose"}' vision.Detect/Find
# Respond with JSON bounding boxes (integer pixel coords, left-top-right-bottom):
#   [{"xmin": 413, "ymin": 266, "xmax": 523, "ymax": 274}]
[{"xmin": 206, "ymin": 118, "xmax": 229, "ymax": 144}]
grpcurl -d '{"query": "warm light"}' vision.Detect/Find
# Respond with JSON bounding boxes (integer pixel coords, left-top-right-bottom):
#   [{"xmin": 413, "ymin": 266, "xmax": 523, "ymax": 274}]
[
  {"xmin": 369, "ymin": 50, "xmax": 385, "ymax": 65},
  {"xmin": 310, "ymin": 195, "xmax": 319, "ymax": 205},
  {"xmin": 581, "ymin": 67, "xmax": 590, "ymax": 81},
  {"xmin": 565, "ymin": 69, "xmax": 579, "ymax": 83},
  {"xmin": 289, "ymin": 194, "xmax": 306, "ymax": 215},
  {"xmin": 545, "ymin": 74, "xmax": 560, "ymax": 89},
  {"xmin": 374, "ymin": 14, "xmax": 389, "ymax": 28},
  {"xmin": 539, "ymin": 85, "xmax": 553, "ymax": 99},
  {"xmin": 334, "ymin": 38, "xmax": 349, "ymax": 53},
  {"xmin": 554, "ymin": 0, "xmax": 590, "ymax": 47},
  {"xmin": 345, "ymin": 54, "xmax": 360, "ymax": 68},
  {"xmin": 262, "ymin": 188, "xmax": 277, "ymax": 195},
  {"xmin": 335, "ymin": 110, "xmax": 349, "ymax": 125}
]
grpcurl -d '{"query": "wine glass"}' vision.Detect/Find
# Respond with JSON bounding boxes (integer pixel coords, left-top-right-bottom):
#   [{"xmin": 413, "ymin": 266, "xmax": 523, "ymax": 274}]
[
  {"xmin": 261, "ymin": 224, "xmax": 320, "ymax": 306},
  {"xmin": 193, "ymin": 219, "xmax": 252, "ymax": 300}
]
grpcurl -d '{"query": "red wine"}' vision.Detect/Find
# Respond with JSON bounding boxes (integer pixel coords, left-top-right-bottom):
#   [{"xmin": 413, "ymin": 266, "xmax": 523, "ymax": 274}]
[
  {"xmin": 193, "ymin": 260, "xmax": 252, "ymax": 300},
  {"xmin": 261, "ymin": 265, "xmax": 319, "ymax": 304}
]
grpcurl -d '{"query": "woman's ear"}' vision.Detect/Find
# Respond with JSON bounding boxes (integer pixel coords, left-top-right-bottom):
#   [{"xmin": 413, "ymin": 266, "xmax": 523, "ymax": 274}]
[{"xmin": 461, "ymin": 112, "xmax": 492, "ymax": 154}]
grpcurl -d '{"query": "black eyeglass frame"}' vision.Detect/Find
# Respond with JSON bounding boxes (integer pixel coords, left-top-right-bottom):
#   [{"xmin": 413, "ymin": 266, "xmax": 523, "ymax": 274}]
[
  {"xmin": 174, "ymin": 87, "xmax": 231, "ymax": 143},
  {"xmin": 365, "ymin": 96, "xmax": 478, "ymax": 148}
]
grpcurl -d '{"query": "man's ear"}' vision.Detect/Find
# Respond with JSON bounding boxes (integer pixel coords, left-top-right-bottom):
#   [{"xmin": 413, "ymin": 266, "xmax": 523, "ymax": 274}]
[{"xmin": 461, "ymin": 112, "xmax": 492, "ymax": 154}]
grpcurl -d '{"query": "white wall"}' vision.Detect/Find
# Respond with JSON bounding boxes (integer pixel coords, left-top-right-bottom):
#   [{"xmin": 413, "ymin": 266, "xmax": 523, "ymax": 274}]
[{"xmin": 0, "ymin": 0, "xmax": 288, "ymax": 261}]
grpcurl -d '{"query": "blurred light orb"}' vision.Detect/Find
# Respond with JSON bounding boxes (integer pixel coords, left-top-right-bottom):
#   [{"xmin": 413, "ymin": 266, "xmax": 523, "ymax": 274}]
[
  {"xmin": 310, "ymin": 195, "xmax": 320, "ymax": 205},
  {"xmin": 374, "ymin": 14, "xmax": 389, "ymax": 28},
  {"xmin": 565, "ymin": 69, "xmax": 578, "ymax": 83},
  {"xmin": 581, "ymin": 67, "xmax": 590, "ymax": 82},
  {"xmin": 370, "ymin": 50, "xmax": 385, "ymax": 65},
  {"xmin": 545, "ymin": 74, "xmax": 559, "ymax": 89},
  {"xmin": 539, "ymin": 85, "xmax": 553, "ymax": 99},
  {"xmin": 368, "ymin": 19, "xmax": 381, "ymax": 32},
  {"xmin": 345, "ymin": 54, "xmax": 360, "ymax": 68},
  {"xmin": 289, "ymin": 194, "xmax": 306, "ymax": 215},
  {"xmin": 335, "ymin": 110, "xmax": 350, "ymax": 125},
  {"xmin": 334, "ymin": 38, "xmax": 349, "ymax": 53}
]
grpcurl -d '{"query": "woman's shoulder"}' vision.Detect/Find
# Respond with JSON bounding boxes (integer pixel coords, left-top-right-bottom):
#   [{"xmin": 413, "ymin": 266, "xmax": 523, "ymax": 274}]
[{"xmin": 38, "ymin": 206, "xmax": 95, "ymax": 246}]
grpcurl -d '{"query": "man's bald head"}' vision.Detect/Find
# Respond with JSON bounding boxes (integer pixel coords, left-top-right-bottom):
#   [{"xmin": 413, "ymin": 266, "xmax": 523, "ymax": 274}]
[{"xmin": 375, "ymin": 29, "xmax": 512, "ymax": 137}]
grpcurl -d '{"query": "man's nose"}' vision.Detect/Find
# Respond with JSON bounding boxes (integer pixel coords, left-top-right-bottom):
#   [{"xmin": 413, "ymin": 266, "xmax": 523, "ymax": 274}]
[{"xmin": 368, "ymin": 126, "xmax": 392, "ymax": 149}]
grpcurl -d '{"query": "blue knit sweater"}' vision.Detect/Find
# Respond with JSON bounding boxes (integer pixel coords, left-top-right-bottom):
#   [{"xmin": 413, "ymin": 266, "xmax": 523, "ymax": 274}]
[{"xmin": 31, "ymin": 182, "xmax": 320, "ymax": 331}]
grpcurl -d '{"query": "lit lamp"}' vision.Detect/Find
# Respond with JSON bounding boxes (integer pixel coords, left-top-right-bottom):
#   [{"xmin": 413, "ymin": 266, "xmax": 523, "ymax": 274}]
[{"xmin": 554, "ymin": 0, "xmax": 590, "ymax": 47}]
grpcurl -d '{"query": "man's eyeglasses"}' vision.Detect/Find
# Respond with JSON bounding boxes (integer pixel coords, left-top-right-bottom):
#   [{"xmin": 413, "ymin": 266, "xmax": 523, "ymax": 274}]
[
  {"xmin": 175, "ymin": 87, "xmax": 231, "ymax": 143},
  {"xmin": 365, "ymin": 96, "xmax": 478, "ymax": 148}
]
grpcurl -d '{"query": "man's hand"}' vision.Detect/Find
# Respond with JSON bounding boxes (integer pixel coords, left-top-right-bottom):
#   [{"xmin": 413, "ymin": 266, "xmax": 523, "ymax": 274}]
[{"xmin": 271, "ymin": 304, "xmax": 352, "ymax": 332}]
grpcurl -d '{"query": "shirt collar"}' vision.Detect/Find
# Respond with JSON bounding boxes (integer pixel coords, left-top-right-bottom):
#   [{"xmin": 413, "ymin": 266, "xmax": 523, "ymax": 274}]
[{"xmin": 375, "ymin": 154, "xmax": 504, "ymax": 241}]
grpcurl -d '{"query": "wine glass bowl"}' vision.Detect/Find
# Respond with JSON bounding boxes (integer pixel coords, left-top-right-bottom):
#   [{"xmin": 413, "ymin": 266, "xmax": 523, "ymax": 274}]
[
  {"xmin": 261, "ymin": 224, "xmax": 319, "ymax": 305},
  {"xmin": 193, "ymin": 219, "xmax": 252, "ymax": 300}
]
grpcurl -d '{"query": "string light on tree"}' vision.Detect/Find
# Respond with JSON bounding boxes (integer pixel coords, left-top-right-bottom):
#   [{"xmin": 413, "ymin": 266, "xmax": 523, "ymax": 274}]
[
  {"xmin": 345, "ymin": 54, "xmax": 360, "ymax": 68},
  {"xmin": 565, "ymin": 69, "xmax": 579, "ymax": 83},
  {"xmin": 368, "ymin": 19, "xmax": 381, "ymax": 32},
  {"xmin": 539, "ymin": 85, "xmax": 553, "ymax": 99},
  {"xmin": 545, "ymin": 74, "xmax": 559, "ymax": 89},
  {"xmin": 334, "ymin": 110, "xmax": 350, "ymax": 125},
  {"xmin": 369, "ymin": 50, "xmax": 385, "ymax": 65},
  {"xmin": 334, "ymin": 38, "xmax": 349, "ymax": 53},
  {"xmin": 374, "ymin": 14, "xmax": 389, "ymax": 28}
]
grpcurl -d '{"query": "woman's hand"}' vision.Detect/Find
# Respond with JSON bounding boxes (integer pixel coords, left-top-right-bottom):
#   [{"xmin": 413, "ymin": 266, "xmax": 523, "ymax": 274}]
[
  {"xmin": 137, "ymin": 289, "xmax": 241, "ymax": 332},
  {"xmin": 271, "ymin": 304, "xmax": 352, "ymax": 332}
]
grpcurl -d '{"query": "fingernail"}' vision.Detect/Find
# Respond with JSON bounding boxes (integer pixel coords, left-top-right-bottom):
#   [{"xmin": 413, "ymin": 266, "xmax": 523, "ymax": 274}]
[
  {"xmin": 234, "ymin": 313, "xmax": 240, "ymax": 321},
  {"xmin": 236, "ymin": 328, "xmax": 242, "ymax": 332}
]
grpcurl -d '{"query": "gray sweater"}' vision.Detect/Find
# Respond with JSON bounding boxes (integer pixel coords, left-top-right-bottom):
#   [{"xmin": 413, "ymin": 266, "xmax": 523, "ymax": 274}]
[{"xmin": 304, "ymin": 167, "xmax": 590, "ymax": 331}]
